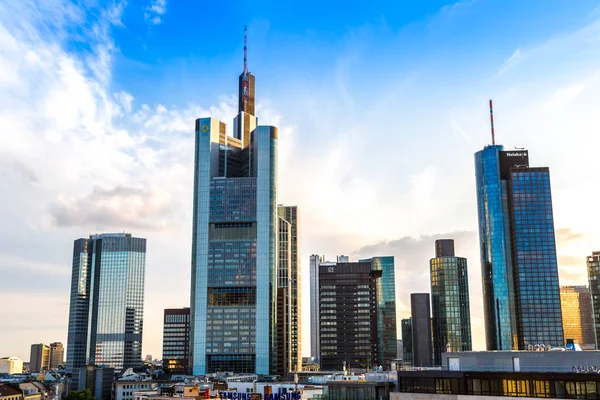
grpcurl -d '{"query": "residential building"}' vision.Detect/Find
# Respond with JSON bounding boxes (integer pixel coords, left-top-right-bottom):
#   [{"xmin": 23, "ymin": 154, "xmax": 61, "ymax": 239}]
[
  {"xmin": 430, "ymin": 239, "xmax": 472, "ymax": 366},
  {"xmin": 162, "ymin": 308, "xmax": 190, "ymax": 375},
  {"xmin": 401, "ymin": 319, "xmax": 413, "ymax": 367},
  {"xmin": 588, "ymin": 252, "xmax": 600, "ymax": 348},
  {"xmin": 410, "ymin": 293, "xmax": 432, "ymax": 368},
  {"xmin": 49, "ymin": 343, "xmax": 64, "ymax": 370},
  {"xmin": 0, "ymin": 384, "xmax": 22, "ymax": 400},
  {"xmin": 65, "ymin": 233, "xmax": 146, "ymax": 373},
  {"xmin": 277, "ymin": 205, "xmax": 301, "ymax": 373},
  {"xmin": 17, "ymin": 383, "xmax": 43, "ymax": 400},
  {"xmin": 29, "ymin": 345, "xmax": 49, "ymax": 373},
  {"xmin": 0, "ymin": 358, "xmax": 23, "ymax": 375},
  {"xmin": 475, "ymin": 145, "xmax": 563, "ymax": 350},
  {"xmin": 114, "ymin": 381, "xmax": 156, "ymax": 400},
  {"xmin": 190, "ymin": 31, "xmax": 278, "ymax": 375},
  {"xmin": 560, "ymin": 286, "xmax": 595, "ymax": 349},
  {"xmin": 359, "ymin": 256, "xmax": 397, "ymax": 369},
  {"xmin": 309, "ymin": 254, "xmax": 323, "ymax": 362},
  {"xmin": 319, "ymin": 260, "xmax": 381, "ymax": 371}
]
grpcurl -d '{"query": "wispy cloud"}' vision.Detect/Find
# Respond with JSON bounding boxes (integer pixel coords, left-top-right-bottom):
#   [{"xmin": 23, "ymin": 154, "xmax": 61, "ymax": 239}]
[
  {"xmin": 499, "ymin": 49, "xmax": 521, "ymax": 73},
  {"xmin": 144, "ymin": 0, "xmax": 167, "ymax": 25}
]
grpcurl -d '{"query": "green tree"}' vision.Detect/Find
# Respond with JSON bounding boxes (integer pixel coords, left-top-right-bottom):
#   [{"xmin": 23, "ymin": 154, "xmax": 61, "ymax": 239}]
[{"xmin": 64, "ymin": 388, "xmax": 95, "ymax": 400}]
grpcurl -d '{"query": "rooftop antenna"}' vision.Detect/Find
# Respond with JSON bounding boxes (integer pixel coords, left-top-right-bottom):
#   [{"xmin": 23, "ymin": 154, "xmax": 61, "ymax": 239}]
[
  {"xmin": 242, "ymin": 25, "xmax": 249, "ymax": 103},
  {"xmin": 489, "ymin": 99, "xmax": 496, "ymax": 145},
  {"xmin": 243, "ymin": 25, "xmax": 248, "ymax": 74}
]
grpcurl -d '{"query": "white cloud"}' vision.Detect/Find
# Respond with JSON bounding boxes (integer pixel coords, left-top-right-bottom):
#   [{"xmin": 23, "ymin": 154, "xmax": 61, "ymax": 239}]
[
  {"xmin": 144, "ymin": 0, "xmax": 167, "ymax": 25},
  {"xmin": 499, "ymin": 49, "xmax": 521, "ymax": 73}
]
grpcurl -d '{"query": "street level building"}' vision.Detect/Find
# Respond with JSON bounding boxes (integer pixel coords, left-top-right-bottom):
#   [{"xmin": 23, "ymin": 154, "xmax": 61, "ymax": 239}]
[
  {"xmin": 29, "ymin": 345, "xmax": 49, "ymax": 373},
  {"xmin": 319, "ymin": 261, "xmax": 381, "ymax": 371},
  {"xmin": 430, "ymin": 239, "xmax": 472, "ymax": 366},
  {"xmin": 394, "ymin": 351, "xmax": 600, "ymax": 400},
  {"xmin": 190, "ymin": 31, "xmax": 278, "ymax": 374},
  {"xmin": 65, "ymin": 233, "xmax": 146, "ymax": 373},
  {"xmin": 475, "ymin": 144, "xmax": 563, "ymax": 350},
  {"xmin": 560, "ymin": 286, "xmax": 595, "ymax": 349},
  {"xmin": 162, "ymin": 308, "xmax": 190, "ymax": 375}
]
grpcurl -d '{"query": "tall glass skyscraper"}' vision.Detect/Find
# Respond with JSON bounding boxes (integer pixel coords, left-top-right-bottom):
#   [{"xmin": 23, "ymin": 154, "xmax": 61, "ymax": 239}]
[
  {"xmin": 475, "ymin": 146, "xmax": 563, "ymax": 350},
  {"xmin": 190, "ymin": 55, "xmax": 278, "ymax": 374},
  {"xmin": 430, "ymin": 239, "xmax": 472, "ymax": 366},
  {"xmin": 309, "ymin": 254, "xmax": 323, "ymax": 361},
  {"xmin": 277, "ymin": 206, "xmax": 301, "ymax": 372},
  {"xmin": 360, "ymin": 256, "xmax": 397, "ymax": 369},
  {"xmin": 65, "ymin": 233, "xmax": 146, "ymax": 373}
]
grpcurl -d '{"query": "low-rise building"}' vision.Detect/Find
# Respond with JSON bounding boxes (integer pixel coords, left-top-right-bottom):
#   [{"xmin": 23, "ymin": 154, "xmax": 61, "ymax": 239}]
[
  {"xmin": 114, "ymin": 381, "xmax": 156, "ymax": 400},
  {"xmin": 392, "ymin": 350, "xmax": 600, "ymax": 400},
  {"xmin": 0, "ymin": 359, "xmax": 23, "ymax": 375},
  {"xmin": 0, "ymin": 384, "xmax": 22, "ymax": 400}
]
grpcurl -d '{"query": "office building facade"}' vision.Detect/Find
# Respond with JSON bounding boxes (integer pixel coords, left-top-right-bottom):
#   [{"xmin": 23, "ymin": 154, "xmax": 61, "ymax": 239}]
[
  {"xmin": 309, "ymin": 254, "xmax": 323, "ymax": 361},
  {"xmin": 275, "ymin": 214, "xmax": 291, "ymax": 376},
  {"xmin": 401, "ymin": 319, "xmax": 413, "ymax": 366},
  {"xmin": 190, "ymin": 54, "xmax": 278, "ymax": 375},
  {"xmin": 66, "ymin": 233, "xmax": 146, "ymax": 373},
  {"xmin": 49, "ymin": 342, "xmax": 64, "ymax": 370},
  {"xmin": 162, "ymin": 308, "xmax": 190, "ymax": 375},
  {"xmin": 430, "ymin": 239, "xmax": 472, "ymax": 366},
  {"xmin": 475, "ymin": 146, "xmax": 563, "ymax": 350},
  {"xmin": 360, "ymin": 256, "xmax": 397, "ymax": 369},
  {"xmin": 319, "ymin": 261, "xmax": 381, "ymax": 371},
  {"xmin": 277, "ymin": 206, "xmax": 301, "ymax": 373},
  {"xmin": 560, "ymin": 286, "xmax": 595, "ymax": 349},
  {"xmin": 29, "ymin": 344, "xmax": 49, "ymax": 373},
  {"xmin": 410, "ymin": 293, "xmax": 432, "ymax": 367},
  {"xmin": 587, "ymin": 252, "xmax": 600, "ymax": 349}
]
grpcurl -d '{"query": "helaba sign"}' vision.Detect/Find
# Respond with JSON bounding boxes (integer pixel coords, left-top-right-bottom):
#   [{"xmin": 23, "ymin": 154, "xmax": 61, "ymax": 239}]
[
  {"xmin": 218, "ymin": 393, "xmax": 301, "ymax": 400},
  {"xmin": 505, "ymin": 152, "xmax": 526, "ymax": 157}
]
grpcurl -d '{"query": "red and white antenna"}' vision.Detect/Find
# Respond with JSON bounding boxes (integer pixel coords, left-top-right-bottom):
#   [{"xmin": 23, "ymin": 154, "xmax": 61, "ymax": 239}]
[{"xmin": 489, "ymin": 99, "xmax": 496, "ymax": 145}]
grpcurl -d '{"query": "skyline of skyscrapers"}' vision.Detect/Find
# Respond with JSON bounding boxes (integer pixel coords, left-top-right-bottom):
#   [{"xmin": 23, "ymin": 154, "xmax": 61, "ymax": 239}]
[
  {"xmin": 65, "ymin": 233, "xmax": 146, "ymax": 373},
  {"xmin": 189, "ymin": 52, "xmax": 279, "ymax": 374},
  {"xmin": 475, "ymin": 145, "xmax": 564, "ymax": 350},
  {"xmin": 430, "ymin": 239, "xmax": 472, "ymax": 366}
]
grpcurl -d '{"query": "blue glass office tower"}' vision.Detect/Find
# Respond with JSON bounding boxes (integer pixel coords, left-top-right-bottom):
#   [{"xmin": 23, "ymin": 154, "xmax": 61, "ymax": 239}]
[
  {"xmin": 66, "ymin": 233, "xmax": 146, "ymax": 373},
  {"xmin": 360, "ymin": 256, "xmax": 397, "ymax": 368},
  {"xmin": 475, "ymin": 146, "xmax": 563, "ymax": 350},
  {"xmin": 190, "ymin": 64, "xmax": 278, "ymax": 374}
]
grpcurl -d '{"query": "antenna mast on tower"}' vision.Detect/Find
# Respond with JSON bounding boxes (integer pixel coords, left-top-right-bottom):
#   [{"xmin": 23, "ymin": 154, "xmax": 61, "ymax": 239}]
[
  {"xmin": 489, "ymin": 99, "xmax": 496, "ymax": 145},
  {"xmin": 243, "ymin": 25, "xmax": 248, "ymax": 74},
  {"xmin": 242, "ymin": 26, "xmax": 249, "ymax": 104}
]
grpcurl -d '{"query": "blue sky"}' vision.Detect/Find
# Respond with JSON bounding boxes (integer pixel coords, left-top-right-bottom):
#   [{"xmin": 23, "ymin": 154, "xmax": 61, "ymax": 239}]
[{"xmin": 1, "ymin": 0, "xmax": 600, "ymax": 361}]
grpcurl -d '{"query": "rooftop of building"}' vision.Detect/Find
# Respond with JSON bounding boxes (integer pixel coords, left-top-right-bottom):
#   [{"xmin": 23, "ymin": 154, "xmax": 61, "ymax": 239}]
[{"xmin": 0, "ymin": 383, "xmax": 22, "ymax": 397}]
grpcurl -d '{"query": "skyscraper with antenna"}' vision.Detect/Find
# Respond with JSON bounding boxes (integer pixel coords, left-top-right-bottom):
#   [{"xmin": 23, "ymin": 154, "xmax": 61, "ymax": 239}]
[
  {"xmin": 475, "ymin": 101, "xmax": 564, "ymax": 350},
  {"xmin": 190, "ymin": 27, "xmax": 278, "ymax": 375}
]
